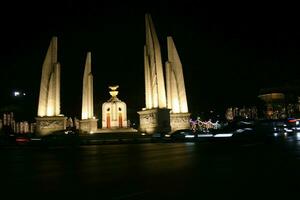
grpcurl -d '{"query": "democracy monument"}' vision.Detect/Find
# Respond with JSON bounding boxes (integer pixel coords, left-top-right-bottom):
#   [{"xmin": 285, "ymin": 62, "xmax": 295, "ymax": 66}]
[{"xmin": 35, "ymin": 14, "xmax": 190, "ymax": 136}]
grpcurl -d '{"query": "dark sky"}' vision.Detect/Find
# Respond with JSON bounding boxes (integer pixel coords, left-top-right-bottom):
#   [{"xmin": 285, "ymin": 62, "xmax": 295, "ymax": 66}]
[{"xmin": 0, "ymin": 1, "xmax": 300, "ymax": 121}]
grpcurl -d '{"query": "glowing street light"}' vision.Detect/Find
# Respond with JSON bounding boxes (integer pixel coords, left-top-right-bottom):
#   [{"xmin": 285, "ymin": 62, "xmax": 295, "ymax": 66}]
[{"xmin": 13, "ymin": 91, "xmax": 20, "ymax": 97}]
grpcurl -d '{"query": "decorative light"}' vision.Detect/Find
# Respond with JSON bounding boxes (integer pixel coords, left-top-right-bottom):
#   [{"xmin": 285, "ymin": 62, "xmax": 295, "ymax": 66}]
[
  {"xmin": 14, "ymin": 91, "xmax": 20, "ymax": 96},
  {"xmin": 190, "ymin": 117, "xmax": 221, "ymax": 131}
]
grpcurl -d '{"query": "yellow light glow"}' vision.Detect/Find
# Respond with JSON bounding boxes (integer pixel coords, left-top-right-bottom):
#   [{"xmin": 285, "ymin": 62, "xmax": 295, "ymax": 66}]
[
  {"xmin": 172, "ymin": 98, "xmax": 180, "ymax": 113},
  {"xmin": 82, "ymin": 112, "xmax": 88, "ymax": 120},
  {"xmin": 46, "ymin": 106, "xmax": 54, "ymax": 116}
]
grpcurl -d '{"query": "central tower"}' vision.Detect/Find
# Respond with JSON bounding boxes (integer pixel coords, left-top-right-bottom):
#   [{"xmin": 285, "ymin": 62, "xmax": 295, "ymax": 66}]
[
  {"xmin": 138, "ymin": 14, "xmax": 171, "ymax": 134},
  {"xmin": 102, "ymin": 86, "xmax": 127, "ymax": 129}
]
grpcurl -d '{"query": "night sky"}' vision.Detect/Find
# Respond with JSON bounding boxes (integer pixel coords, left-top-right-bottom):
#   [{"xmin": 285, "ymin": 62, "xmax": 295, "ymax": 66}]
[{"xmin": 0, "ymin": 1, "xmax": 299, "ymax": 121}]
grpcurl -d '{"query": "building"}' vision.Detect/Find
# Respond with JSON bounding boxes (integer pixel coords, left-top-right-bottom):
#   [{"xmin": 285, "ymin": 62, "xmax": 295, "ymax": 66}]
[{"xmin": 258, "ymin": 82, "xmax": 300, "ymax": 119}]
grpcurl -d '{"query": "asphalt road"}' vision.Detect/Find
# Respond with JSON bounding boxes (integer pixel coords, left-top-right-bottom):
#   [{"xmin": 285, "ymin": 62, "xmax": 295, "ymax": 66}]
[{"xmin": 1, "ymin": 137, "xmax": 300, "ymax": 199}]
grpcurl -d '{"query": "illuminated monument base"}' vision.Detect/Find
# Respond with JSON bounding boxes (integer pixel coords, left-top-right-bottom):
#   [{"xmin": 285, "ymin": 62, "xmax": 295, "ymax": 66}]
[
  {"xmin": 138, "ymin": 108, "xmax": 171, "ymax": 134},
  {"xmin": 35, "ymin": 116, "xmax": 67, "ymax": 136},
  {"xmin": 79, "ymin": 119, "xmax": 98, "ymax": 134},
  {"xmin": 170, "ymin": 113, "xmax": 191, "ymax": 131}
]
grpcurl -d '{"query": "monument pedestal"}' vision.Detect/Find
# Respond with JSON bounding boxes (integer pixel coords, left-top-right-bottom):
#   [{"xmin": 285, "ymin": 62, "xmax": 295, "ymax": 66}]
[
  {"xmin": 170, "ymin": 113, "xmax": 191, "ymax": 131},
  {"xmin": 138, "ymin": 108, "xmax": 171, "ymax": 134},
  {"xmin": 35, "ymin": 116, "xmax": 67, "ymax": 136},
  {"xmin": 79, "ymin": 119, "xmax": 98, "ymax": 134}
]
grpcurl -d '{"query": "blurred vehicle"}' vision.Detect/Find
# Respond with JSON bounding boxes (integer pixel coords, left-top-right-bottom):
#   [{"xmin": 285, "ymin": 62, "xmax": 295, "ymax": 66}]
[
  {"xmin": 196, "ymin": 131, "xmax": 214, "ymax": 140},
  {"xmin": 204, "ymin": 120, "xmax": 256, "ymax": 141},
  {"xmin": 151, "ymin": 132, "xmax": 170, "ymax": 142},
  {"xmin": 209, "ymin": 122, "xmax": 236, "ymax": 138},
  {"xmin": 167, "ymin": 129, "xmax": 197, "ymax": 141},
  {"xmin": 0, "ymin": 133, "xmax": 31, "ymax": 145},
  {"xmin": 41, "ymin": 130, "xmax": 80, "ymax": 146},
  {"xmin": 15, "ymin": 135, "xmax": 31, "ymax": 145},
  {"xmin": 231, "ymin": 120, "xmax": 257, "ymax": 141},
  {"xmin": 284, "ymin": 118, "xmax": 299, "ymax": 136},
  {"xmin": 255, "ymin": 119, "xmax": 287, "ymax": 139}
]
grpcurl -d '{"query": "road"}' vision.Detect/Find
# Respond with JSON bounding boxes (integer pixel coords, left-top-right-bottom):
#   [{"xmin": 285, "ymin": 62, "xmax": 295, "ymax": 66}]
[{"xmin": 1, "ymin": 137, "xmax": 300, "ymax": 199}]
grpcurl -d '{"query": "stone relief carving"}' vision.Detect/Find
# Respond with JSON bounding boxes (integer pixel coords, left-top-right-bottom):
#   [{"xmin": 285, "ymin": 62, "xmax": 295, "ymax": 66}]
[
  {"xmin": 140, "ymin": 113, "xmax": 156, "ymax": 126},
  {"xmin": 171, "ymin": 115, "xmax": 189, "ymax": 124},
  {"xmin": 40, "ymin": 120, "xmax": 64, "ymax": 128}
]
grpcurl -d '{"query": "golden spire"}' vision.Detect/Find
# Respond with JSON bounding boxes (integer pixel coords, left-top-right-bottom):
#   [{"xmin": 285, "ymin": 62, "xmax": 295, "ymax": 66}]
[{"xmin": 109, "ymin": 85, "xmax": 119, "ymax": 97}]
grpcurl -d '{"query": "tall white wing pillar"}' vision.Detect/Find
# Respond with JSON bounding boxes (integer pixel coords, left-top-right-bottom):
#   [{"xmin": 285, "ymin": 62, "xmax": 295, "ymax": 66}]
[
  {"xmin": 144, "ymin": 14, "xmax": 167, "ymax": 109},
  {"xmin": 55, "ymin": 63, "xmax": 61, "ymax": 115},
  {"xmin": 166, "ymin": 61, "xmax": 172, "ymax": 110},
  {"xmin": 138, "ymin": 14, "xmax": 171, "ymax": 134},
  {"xmin": 166, "ymin": 36, "xmax": 188, "ymax": 113},
  {"xmin": 80, "ymin": 52, "xmax": 98, "ymax": 133},
  {"xmin": 37, "ymin": 36, "xmax": 61, "ymax": 117},
  {"xmin": 166, "ymin": 36, "xmax": 190, "ymax": 131},
  {"xmin": 36, "ymin": 36, "xmax": 66, "ymax": 136},
  {"xmin": 82, "ymin": 52, "xmax": 94, "ymax": 120},
  {"xmin": 144, "ymin": 46, "xmax": 152, "ymax": 109}
]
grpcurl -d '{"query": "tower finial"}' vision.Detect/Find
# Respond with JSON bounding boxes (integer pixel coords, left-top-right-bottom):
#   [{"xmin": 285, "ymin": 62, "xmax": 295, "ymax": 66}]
[{"xmin": 109, "ymin": 85, "xmax": 119, "ymax": 97}]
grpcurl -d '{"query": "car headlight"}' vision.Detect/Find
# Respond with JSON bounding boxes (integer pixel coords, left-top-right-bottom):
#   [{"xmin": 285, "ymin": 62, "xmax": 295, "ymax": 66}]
[
  {"xmin": 185, "ymin": 135, "xmax": 195, "ymax": 138},
  {"xmin": 236, "ymin": 129, "xmax": 244, "ymax": 133}
]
